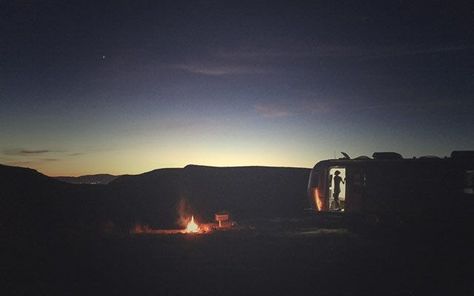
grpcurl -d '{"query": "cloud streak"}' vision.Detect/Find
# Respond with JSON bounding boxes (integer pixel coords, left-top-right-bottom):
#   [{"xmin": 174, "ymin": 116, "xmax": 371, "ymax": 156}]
[
  {"xmin": 255, "ymin": 104, "xmax": 293, "ymax": 118},
  {"xmin": 41, "ymin": 158, "xmax": 60, "ymax": 162},
  {"xmin": 3, "ymin": 149, "xmax": 54, "ymax": 155},
  {"xmin": 171, "ymin": 44, "xmax": 472, "ymax": 78},
  {"xmin": 255, "ymin": 100, "xmax": 334, "ymax": 119},
  {"xmin": 20, "ymin": 149, "xmax": 51, "ymax": 154},
  {"xmin": 173, "ymin": 63, "xmax": 268, "ymax": 76},
  {"xmin": 2, "ymin": 148, "xmax": 83, "ymax": 157},
  {"xmin": 215, "ymin": 44, "xmax": 474, "ymax": 61}
]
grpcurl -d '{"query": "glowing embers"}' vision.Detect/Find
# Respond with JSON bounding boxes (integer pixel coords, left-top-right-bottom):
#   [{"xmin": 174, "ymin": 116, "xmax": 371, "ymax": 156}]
[{"xmin": 184, "ymin": 215, "xmax": 200, "ymax": 233}]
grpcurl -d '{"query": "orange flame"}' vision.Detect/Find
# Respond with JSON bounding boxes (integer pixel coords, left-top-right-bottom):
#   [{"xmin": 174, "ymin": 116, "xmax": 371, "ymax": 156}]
[
  {"xmin": 185, "ymin": 216, "xmax": 200, "ymax": 233},
  {"xmin": 313, "ymin": 187, "xmax": 323, "ymax": 211}
]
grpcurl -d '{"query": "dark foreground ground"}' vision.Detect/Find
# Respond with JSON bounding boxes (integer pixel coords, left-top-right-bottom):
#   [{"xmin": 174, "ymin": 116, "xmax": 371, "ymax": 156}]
[{"xmin": 2, "ymin": 219, "xmax": 473, "ymax": 296}]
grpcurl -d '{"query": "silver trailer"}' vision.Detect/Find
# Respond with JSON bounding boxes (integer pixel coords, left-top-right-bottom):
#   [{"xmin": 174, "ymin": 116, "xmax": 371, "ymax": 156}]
[{"xmin": 307, "ymin": 151, "xmax": 474, "ymax": 224}]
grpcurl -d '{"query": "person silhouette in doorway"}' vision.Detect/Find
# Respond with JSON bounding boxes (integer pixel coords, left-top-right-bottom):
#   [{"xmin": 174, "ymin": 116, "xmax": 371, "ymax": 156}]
[{"xmin": 333, "ymin": 170, "xmax": 344, "ymax": 210}]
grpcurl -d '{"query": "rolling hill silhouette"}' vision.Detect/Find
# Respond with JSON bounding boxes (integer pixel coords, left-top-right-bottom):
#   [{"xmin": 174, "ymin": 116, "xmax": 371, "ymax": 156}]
[
  {"xmin": 0, "ymin": 164, "xmax": 310, "ymax": 235},
  {"xmin": 110, "ymin": 165, "xmax": 310, "ymax": 227},
  {"xmin": 55, "ymin": 174, "xmax": 118, "ymax": 185},
  {"xmin": 0, "ymin": 164, "xmax": 109, "ymax": 237}
]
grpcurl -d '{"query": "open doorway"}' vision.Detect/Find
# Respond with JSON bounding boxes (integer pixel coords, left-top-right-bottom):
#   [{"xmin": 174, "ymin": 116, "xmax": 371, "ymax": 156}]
[{"xmin": 328, "ymin": 167, "xmax": 346, "ymax": 211}]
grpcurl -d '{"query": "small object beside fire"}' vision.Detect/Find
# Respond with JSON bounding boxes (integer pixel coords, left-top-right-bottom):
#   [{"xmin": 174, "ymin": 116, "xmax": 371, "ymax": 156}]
[{"xmin": 215, "ymin": 211, "xmax": 232, "ymax": 228}]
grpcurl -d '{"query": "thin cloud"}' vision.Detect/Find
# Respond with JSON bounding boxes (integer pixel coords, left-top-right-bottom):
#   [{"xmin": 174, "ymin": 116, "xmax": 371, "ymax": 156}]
[
  {"xmin": 173, "ymin": 63, "xmax": 268, "ymax": 76},
  {"xmin": 255, "ymin": 104, "xmax": 293, "ymax": 118},
  {"xmin": 41, "ymin": 158, "xmax": 59, "ymax": 162},
  {"xmin": 255, "ymin": 99, "xmax": 334, "ymax": 119},
  {"xmin": 215, "ymin": 44, "xmax": 473, "ymax": 61},
  {"xmin": 21, "ymin": 149, "xmax": 50, "ymax": 154},
  {"xmin": 3, "ymin": 149, "xmax": 53, "ymax": 155},
  {"xmin": 1, "ymin": 148, "xmax": 75, "ymax": 158},
  {"xmin": 170, "ymin": 44, "xmax": 472, "ymax": 77},
  {"xmin": 215, "ymin": 48, "xmax": 313, "ymax": 60}
]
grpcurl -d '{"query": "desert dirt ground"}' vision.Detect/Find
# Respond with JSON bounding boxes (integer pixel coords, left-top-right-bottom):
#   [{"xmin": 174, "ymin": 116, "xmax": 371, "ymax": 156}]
[{"xmin": 3, "ymin": 219, "xmax": 473, "ymax": 296}]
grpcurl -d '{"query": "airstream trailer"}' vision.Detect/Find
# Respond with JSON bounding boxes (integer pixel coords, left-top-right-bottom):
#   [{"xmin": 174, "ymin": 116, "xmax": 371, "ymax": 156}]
[{"xmin": 307, "ymin": 151, "xmax": 474, "ymax": 223}]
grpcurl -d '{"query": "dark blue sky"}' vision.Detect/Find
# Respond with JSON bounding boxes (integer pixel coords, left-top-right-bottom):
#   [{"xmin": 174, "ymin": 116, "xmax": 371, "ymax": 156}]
[{"xmin": 1, "ymin": 1, "xmax": 473, "ymax": 175}]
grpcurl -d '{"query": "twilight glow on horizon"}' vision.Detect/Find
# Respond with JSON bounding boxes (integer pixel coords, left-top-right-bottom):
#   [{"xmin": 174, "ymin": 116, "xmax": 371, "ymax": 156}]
[{"xmin": 1, "ymin": 1, "xmax": 473, "ymax": 176}]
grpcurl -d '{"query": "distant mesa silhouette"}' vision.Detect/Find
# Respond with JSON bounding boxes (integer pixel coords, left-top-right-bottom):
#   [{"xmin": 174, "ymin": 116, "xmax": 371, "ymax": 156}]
[{"xmin": 0, "ymin": 163, "xmax": 310, "ymax": 236}]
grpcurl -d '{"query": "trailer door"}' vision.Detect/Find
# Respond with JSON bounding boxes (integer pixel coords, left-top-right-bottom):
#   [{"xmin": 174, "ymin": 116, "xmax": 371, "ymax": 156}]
[{"xmin": 345, "ymin": 167, "xmax": 366, "ymax": 213}]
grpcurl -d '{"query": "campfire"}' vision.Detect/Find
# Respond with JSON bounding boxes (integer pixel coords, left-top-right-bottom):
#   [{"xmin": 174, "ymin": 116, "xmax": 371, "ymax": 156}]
[
  {"xmin": 184, "ymin": 215, "xmax": 200, "ymax": 233},
  {"xmin": 130, "ymin": 216, "xmax": 206, "ymax": 235},
  {"xmin": 130, "ymin": 211, "xmax": 233, "ymax": 235}
]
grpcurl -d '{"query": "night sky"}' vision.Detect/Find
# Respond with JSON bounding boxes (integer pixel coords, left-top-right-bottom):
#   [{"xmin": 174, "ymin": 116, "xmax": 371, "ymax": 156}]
[{"xmin": 1, "ymin": 1, "xmax": 473, "ymax": 176}]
